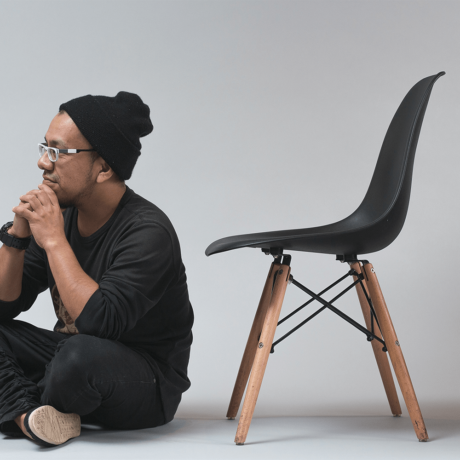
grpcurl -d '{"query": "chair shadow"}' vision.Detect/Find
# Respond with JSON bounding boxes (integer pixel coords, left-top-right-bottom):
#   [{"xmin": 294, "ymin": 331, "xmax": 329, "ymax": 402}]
[
  {"xmin": 243, "ymin": 415, "xmax": 460, "ymax": 445},
  {"xmin": 80, "ymin": 414, "xmax": 460, "ymax": 446}
]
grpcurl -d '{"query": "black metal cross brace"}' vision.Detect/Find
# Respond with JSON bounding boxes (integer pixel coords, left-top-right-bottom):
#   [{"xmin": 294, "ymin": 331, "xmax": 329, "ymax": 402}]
[{"xmin": 270, "ymin": 270, "xmax": 387, "ymax": 353}]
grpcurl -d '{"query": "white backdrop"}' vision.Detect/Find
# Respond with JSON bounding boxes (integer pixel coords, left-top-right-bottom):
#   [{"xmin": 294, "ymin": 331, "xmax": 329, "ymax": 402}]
[{"xmin": 0, "ymin": 0, "xmax": 458, "ymax": 420}]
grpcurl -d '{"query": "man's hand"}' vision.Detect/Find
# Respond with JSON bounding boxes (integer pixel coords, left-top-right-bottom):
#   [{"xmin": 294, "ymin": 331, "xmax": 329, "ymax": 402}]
[
  {"xmin": 13, "ymin": 184, "xmax": 65, "ymax": 250},
  {"xmin": 11, "ymin": 183, "xmax": 97, "ymax": 320},
  {"xmin": 9, "ymin": 212, "xmax": 32, "ymax": 239}
]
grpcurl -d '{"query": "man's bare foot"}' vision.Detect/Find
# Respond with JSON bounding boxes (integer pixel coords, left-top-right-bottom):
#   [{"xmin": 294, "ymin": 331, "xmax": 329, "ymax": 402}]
[{"xmin": 15, "ymin": 413, "xmax": 33, "ymax": 439}]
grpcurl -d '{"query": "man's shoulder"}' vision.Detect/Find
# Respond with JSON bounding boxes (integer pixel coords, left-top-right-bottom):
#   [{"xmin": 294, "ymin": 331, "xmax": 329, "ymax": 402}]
[{"xmin": 119, "ymin": 188, "xmax": 177, "ymax": 238}]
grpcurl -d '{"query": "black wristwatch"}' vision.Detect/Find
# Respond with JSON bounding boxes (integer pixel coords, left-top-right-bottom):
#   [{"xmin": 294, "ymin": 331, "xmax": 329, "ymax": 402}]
[{"xmin": 0, "ymin": 221, "xmax": 31, "ymax": 250}]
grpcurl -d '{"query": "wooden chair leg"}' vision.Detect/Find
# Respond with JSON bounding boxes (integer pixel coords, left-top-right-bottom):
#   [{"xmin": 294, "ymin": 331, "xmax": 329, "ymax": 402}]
[
  {"xmin": 362, "ymin": 263, "xmax": 429, "ymax": 442},
  {"xmin": 234, "ymin": 264, "xmax": 291, "ymax": 445},
  {"xmin": 226, "ymin": 262, "xmax": 280, "ymax": 419},
  {"xmin": 350, "ymin": 262, "xmax": 402, "ymax": 416}
]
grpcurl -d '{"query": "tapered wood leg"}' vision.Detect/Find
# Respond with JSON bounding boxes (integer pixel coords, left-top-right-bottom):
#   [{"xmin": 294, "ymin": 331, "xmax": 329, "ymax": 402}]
[
  {"xmin": 226, "ymin": 262, "xmax": 280, "ymax": 419},
  {"xmin": 350, "ymin": 262, "xmax": 402, "ymax": 416},
  {"xmin": 362, "ymin": 263, "xmax": 428, "ymax": 442},
  {"xmin": 234, "ymin": 264, "xmax": 291, "ymax": 445}
]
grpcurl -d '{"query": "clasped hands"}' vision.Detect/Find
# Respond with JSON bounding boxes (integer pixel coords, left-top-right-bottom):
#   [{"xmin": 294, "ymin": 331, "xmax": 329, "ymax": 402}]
[{"xmin": 12, "ymin": 184, "xmax": 65, "ymax": 250}]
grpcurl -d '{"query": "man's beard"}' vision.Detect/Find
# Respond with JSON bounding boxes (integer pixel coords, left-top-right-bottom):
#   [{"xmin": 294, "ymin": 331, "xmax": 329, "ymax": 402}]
[
  {"xmin": 56, "ymin": 170, "xmax": 95, "ymax": 209},
  {"xmin": 58, "ymin": 187, "xmax": 94, "ymax": 209}
]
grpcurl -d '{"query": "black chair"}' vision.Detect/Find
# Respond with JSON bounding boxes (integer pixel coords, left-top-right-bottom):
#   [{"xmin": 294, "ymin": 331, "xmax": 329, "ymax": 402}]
[{"xmin": 205, "ymin": 72, "xmax": 444, "ymax": 445}]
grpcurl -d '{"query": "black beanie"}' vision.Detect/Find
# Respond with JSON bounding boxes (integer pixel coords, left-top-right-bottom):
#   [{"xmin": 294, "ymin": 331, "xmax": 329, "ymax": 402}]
[{"xmin": 59, "ymin": 92, "xmax": 153, "ymax": 180}]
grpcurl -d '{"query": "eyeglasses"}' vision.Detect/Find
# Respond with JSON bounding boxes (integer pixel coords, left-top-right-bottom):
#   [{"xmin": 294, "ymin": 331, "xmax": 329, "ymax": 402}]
[{"xmin": 38, "ymin": 143, "xmax": 96, "ymax": 163}]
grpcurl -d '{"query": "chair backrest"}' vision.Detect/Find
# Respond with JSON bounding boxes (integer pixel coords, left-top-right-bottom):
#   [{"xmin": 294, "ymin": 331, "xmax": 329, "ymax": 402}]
[{"xmin": 346, "ymin": 72, "xmax": 444, "ymax": 250}]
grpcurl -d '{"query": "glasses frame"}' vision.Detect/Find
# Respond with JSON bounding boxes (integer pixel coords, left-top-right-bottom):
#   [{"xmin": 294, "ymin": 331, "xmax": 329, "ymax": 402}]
[{"xmin": 38, "ymin": 143, "xmax": 96, "ymax": 163}]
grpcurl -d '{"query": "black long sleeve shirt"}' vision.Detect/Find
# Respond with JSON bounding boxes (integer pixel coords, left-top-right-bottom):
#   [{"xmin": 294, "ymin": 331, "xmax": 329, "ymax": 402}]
[{"xmin": 0, "ymin": 186, "xmax": 194, "ymax": 422}]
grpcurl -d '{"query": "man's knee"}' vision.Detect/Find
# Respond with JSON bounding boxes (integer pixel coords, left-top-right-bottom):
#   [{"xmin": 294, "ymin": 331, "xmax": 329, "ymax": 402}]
[
  {"xmin": 44, "ymin": 334, "xmax": 102, "ymax": 388},
  {"xmin": 40, "ymin": 334, "xmax": 107, "ymax": 413}
]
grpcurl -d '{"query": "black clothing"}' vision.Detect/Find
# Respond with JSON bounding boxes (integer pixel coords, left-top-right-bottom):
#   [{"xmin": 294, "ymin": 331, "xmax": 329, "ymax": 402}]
[
  {"xmin": 0, "ymin": 320, "xmax": 164, "ymax": 435},
  {"xmin": 0, "ymin": 186, "xmax": 193, "ymax": 426}
]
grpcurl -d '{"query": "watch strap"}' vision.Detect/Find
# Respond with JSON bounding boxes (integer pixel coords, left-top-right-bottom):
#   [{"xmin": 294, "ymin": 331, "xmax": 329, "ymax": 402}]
[{"xmin": 0, "ymin": 221, "xmax": 31, "ymax": 250}]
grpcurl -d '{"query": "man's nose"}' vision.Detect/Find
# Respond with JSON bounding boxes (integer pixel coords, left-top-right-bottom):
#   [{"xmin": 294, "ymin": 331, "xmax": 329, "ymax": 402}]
[{"xmin": 37, "ymin": 152, "xmax": 54, "ymax": 171}]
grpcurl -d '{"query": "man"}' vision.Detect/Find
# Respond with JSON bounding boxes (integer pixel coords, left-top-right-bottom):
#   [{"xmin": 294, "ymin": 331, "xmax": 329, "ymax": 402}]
[{"xmin": 0, "ymin": 92, "xmax": 194, "ymax": 447}]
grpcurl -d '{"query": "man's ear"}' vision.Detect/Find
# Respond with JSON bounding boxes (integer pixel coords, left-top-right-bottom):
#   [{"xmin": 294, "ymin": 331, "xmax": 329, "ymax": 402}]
[{"xmin": 96, "ymin": 159, "xmax": 115, "ymax": 184}]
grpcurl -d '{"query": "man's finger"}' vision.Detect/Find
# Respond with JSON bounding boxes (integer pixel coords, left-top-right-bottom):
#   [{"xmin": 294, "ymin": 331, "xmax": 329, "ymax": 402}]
[
  {"xmin": 35, "ymin": 189, "xmax": 53, "ymax": 207},
  {"xmin": 14, "ymin": 201, "xmax": 32, "ymax": 211},
  {"xmin": 26, "ymin": 196, "xmax": 49, "ymax": 217},
  {"xmin": 29, "ymin": 190, "xmax": 49, "ymax": 207},
  {"xmin": 19, "ymin": 200, "xmax": 32, "ymax": 209},
  {"xmin": 19, "ymin": 192, "xmax": 38, "ymax": 204},
  {"xmin": 19, "ymin": 196, "xmax": 35, "ymax": 211},
  {"xmin": 16, "ymin": 200, "xmax": 34, "ymax": 212},
  {"xmin": 20, "ymin": 191, "xmax": 49, "ymax": 209},
  {"xmin": 38, "ymin": 183, "xmax": 59, "ymax": 207},
  {"xmin": 12, "ymin": 205, "xmax": 35, "ymax": 220},
  {"xmin": 21, "ymin": 189, "xmax": 40, "ymax": 198}
]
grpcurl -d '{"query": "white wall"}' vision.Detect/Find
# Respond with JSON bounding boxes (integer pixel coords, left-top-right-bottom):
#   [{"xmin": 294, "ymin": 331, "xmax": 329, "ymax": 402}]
[{"xmin": 0, "ymin": 0, "xmax": 458, "ymax": 419}]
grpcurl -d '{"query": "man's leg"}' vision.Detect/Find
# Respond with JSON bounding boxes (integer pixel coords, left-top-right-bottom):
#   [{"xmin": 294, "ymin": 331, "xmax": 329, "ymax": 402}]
[
  {"xmin": 0, "ymin": 319, "xmax": 69, "ymax": 436},
  {"xmin": 39, "ymin": 334, "xmax": 164, "ymax": 430}
]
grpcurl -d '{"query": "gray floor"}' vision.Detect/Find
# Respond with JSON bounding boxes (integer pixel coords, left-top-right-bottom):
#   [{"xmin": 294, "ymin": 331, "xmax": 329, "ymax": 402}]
[{"xmin": 1, "ymin": 414, "xmax": 459, "ymax": 459}]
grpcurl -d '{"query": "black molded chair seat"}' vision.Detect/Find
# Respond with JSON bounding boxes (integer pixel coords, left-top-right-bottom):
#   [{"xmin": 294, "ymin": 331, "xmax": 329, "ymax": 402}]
[
  {"xmin": 206, "ymin": 72, "xmax": 445, "ymax": 258},
  {"xmin": 205, "ymin": 214, "xmax": 402, "ymax": 257}
]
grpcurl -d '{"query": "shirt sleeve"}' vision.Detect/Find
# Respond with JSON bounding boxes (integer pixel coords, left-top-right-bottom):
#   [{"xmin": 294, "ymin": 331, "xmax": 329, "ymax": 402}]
[
  {"xmin": 75, "ymin": 221, "xmax": 178, "ymax": 340},
  {"xmin": 0, "ymin": 238, "xmax": 49, "ymax": 320}
]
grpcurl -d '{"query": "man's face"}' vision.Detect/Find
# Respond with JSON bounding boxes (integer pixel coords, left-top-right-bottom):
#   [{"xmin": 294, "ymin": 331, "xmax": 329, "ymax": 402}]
[{"xmin": 39, "ymin": 112, "xmax": 97, "ymax": 209}]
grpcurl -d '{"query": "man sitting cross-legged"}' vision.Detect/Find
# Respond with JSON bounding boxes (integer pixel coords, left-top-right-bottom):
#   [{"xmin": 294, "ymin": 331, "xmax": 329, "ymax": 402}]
[{"xmin": 0, "ymin": 92, "xmax": 194, "ymax": 447}]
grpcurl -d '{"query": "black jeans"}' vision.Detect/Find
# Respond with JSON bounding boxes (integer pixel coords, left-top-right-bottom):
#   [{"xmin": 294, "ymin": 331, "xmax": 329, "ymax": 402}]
[{"xmin": 0, "ymin": 319, "xmax": 164, "ymax": 436}]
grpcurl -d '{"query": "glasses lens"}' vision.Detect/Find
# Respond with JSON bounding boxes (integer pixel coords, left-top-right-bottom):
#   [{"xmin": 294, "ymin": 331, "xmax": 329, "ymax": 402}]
[
  {"xmin": 48, "ymin": 148, "xmax": 58, "ymax": 162},
  {"xmin": 38, "ymin": 144, "xmax": 45, "ymax": 156}
]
